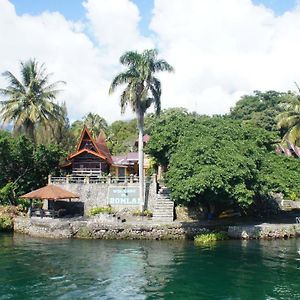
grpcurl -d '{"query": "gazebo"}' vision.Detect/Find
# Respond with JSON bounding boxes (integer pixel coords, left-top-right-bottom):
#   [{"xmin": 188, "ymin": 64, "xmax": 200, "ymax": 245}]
[{"xmin": 20, "ymin": 184, "xmax": 79, "ymax": 218}]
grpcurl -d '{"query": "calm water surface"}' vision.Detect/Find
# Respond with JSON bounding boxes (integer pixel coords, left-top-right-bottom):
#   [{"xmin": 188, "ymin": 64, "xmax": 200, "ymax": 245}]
[{"xmin": 1, "ymin": 233, "xmax": 300, "ymax": 299}]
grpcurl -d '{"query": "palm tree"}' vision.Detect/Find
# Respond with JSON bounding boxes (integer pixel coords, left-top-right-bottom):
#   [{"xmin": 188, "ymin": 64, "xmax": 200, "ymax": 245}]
[
  {"xmin": 0, "ymin": 59, "xmax": 65, "ymax": 143},
  {"xmin": 83, "ymin": 113, "xmax": 108, "ymax": 137},
  {"xmin": 70, "ymin": 113, "xmax": 108, "ymax": 139},
  {"xmin": 277, "ymin": 89, "xmax": 300, "ymax": 144},
  {"xmin": 109, "ymin": 49, "xmax": 174, "ymax": 208}
]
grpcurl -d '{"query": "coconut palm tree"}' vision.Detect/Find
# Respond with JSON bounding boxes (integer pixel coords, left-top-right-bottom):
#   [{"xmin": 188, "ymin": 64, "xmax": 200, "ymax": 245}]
[
  {"xmin": 109, "ymin": 49, "xmax": 173, "ymax": 208},
  {"xmin": 277, "ymin": 89, "xmax": 300, "ymax": 144},
  {"xmin": 0, "ymin": 59, "xmax": 65, "ymax": 143}
]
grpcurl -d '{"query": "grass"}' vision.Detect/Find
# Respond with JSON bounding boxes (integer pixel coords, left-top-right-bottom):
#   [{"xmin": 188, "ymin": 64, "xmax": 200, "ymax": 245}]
[
  {"xmin": 88, "ymin": 206, "xmax": 114, "ymax": 216},
  {"xmin": 194, "ymin": 232, "xmax": 229, "ymax": 246}
]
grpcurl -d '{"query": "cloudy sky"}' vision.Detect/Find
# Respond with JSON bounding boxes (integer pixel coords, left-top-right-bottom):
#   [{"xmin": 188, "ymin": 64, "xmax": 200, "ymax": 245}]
[{"xmin": 1, "ymin": 0, "xmax": 300, "ymax": 123}]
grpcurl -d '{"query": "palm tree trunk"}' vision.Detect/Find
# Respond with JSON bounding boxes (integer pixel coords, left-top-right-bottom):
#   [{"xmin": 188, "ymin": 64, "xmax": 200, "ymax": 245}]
[
  {"xmin": 137, "ymin": 111, "xmax": 144, "ymax": 211},
  {"xmin": 26, "ymin": 121, "xmax": 35, "ymax": 143}
]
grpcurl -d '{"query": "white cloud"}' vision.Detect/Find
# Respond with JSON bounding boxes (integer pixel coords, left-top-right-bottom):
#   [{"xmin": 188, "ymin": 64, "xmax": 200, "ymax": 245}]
[
  {"xmin": 150, "ymin": 0, "xmax": 300, "ymax": 115},
  {"xmin": 1, "ymin": 0, "xmax": 300, "ymax": 122},
  {"xmin": 0, "ymin": 0, "xmax": 152, "ymax": 123}
]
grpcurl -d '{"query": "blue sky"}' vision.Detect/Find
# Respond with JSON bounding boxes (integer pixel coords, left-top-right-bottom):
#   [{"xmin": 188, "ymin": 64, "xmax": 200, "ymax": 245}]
[{"xmin": 10, "ymin": 0, "xmax": 298, "ymax": 36}]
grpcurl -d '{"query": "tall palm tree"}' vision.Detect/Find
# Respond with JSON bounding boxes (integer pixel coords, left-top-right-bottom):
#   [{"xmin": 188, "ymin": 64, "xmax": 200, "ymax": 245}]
[
  {"xmin": 109, "ymin": 49, "xmax": 173, "ymax": 208},
  {"xmin": 277, "ymin": 89, "xmax": 300, "ymax": 144},
  {"xmin": 0, "ymin": 59, "xmax": 65, "ymax": 143}
]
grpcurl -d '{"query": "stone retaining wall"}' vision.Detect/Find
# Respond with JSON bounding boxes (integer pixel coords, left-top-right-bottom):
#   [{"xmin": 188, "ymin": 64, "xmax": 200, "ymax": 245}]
[
  {"xmin": 228, "ymin": 223, "xmax": 300, "ymax": 239},
  {"xmin": 14, "ymin": 217, "xmax": 208, "ymax": 240},
  {"xmin": 50, "ymin": 180, "xmax": 157, "ymax": 216}
]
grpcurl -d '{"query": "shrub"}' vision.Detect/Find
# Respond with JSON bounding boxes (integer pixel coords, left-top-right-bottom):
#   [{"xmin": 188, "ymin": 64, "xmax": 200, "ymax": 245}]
[
  {"xmin": 0, "ymin": 216, "xmax": 13, "ymax": 232},
  {"xmin": 89, "ymin": 206, "xmax": 114, "ymax": 216},
  {"xmin": 194, "ymin": 232, "xmax": 228, "ymax": 246},
  {"xmin": 289, "ymin": 192, "xmax": 298, "ymax": 201},
  {"xmin": 132, "ymin": 209, "xmax": 153, "ymax": 217}
]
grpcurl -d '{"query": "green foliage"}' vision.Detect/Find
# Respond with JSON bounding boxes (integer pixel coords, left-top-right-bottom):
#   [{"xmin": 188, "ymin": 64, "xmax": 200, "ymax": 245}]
[
  {"xmin": 88, "ymin": 206, "xmax": 114, "ymax": 216},
  {"xmin": 230, "ymin": 90, "xmax": 287, "ymax": 133},
  {"xmin": 194, "ymin": 232, "xmax": 228, "ymax": 245},
  {"xmin": 146, "ymin": 108, "xmax": 198, "ymax": 168},
  {"xmin": 0, "ymin": 130, "xmax": 64, "ymax": 205},
  {"xmin": 71, "ymin": 113, "xmax": 108, "ymax": 140},
  {"xmin": 109, "ymin": 49, "xmax": 173, "ymax": 115},
  {"xmin": 0, "ymin": 59, "xmax": 65, "ymax": 143},
  {"xmin": 132, "ymin": 209, "xmax": 153, "ymax": 217},
  {"xmin": 0, "ymin": 183, "xmax": 17, "ymax": 206},
  {"xmin": 147, "ymin": 109, "xmax": 300, "ymax": 215},
  {"xmin": 276, "ymin": 91, "xmax": 300, "ymax": 144},
  {"xmin": 106, "ymin": 119, "xmax": 138, "ymax": 154},
  {"xmin": 0, "ymin": 205, "xmax": 21, "ymax": 231},
  {"xmin": 289, "ymin": 192, "xmax": 298, "ymax": 201},
  {"xmin": 0, "ymin": 215, "xmax": 13, "ymax": 232}
]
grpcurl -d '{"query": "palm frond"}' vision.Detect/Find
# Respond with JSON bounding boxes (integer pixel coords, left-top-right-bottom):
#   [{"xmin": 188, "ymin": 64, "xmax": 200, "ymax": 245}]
[{"xmin": 120, "ymin": 51, "xmax": 141, "ymax": 67}]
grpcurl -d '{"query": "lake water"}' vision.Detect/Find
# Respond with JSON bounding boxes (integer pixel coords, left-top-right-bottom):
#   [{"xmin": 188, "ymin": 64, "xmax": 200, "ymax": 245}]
[{"xmin": 1, "ymin": 233, "xmax": 300, "ymax": 299}]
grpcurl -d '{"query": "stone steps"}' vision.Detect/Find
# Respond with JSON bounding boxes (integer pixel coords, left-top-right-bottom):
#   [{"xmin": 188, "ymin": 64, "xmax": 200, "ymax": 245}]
[
  {"xmin": 153, "ymin": 199, "xmax": 174, "ymax": 222},
  {"xmin": 153, "ymin": 186, "xmax": 174, "ymax": 222}
]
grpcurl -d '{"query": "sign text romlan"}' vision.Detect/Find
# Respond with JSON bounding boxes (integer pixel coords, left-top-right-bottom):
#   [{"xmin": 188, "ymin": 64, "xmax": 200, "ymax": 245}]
[{"xmin": 107, "ymin": 186, "xmax": 140, "ymax": 205}]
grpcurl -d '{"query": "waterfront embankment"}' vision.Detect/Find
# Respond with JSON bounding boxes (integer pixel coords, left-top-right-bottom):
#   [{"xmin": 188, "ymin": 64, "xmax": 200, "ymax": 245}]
[
  {"xmin": 14, "ymin": 216, "xmax": 209, "ymax": 240},
  {"xmin": 13, "ymin": 216, "xmax": 300, "ymax": 240}
]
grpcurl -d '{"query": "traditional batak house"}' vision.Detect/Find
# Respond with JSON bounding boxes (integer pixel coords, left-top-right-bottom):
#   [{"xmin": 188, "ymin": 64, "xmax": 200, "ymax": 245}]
[{"xmin": 61, "ymin": 126, "xmax": 149, "ymax": 178}]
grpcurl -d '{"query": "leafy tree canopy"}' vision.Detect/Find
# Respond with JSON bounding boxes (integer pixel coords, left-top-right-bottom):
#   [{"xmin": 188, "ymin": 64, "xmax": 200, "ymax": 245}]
[
  {"xmin": 229, "ymin": 90, "xmax": 288, "ymax": 133},
  {"xmin": 0, "ymin": 130, "xmax": 64, "ymax": 205},
  {"xmin": 147, "ymin": 109, "xmax": 300, "ymax": 214},
  {"xmin": 106, "ymin": 119, "xmax": 138, "ymax": 155}
]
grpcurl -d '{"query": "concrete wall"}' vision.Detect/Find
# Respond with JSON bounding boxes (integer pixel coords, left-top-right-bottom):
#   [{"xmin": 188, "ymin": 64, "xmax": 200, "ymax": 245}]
[{"xmin": 53, "ymin": 180, "xmax": 158, "ymax": 215}]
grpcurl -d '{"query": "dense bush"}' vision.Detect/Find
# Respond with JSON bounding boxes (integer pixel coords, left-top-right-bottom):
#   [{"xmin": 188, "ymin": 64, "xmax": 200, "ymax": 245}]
[
  {"xmin": 0, "ymin": 206, "xmax": 22, "ymax": 231},
  {"xmin": 0, "ymin": 216, "xmax": 13, "ymax": 232},
  {"xmin": 0, "ymin": 131, "xmax": 64, "ymax": 205},
  {"xmin": 147, "ymin": 111, "xmax": 300, "ymax": 215}
]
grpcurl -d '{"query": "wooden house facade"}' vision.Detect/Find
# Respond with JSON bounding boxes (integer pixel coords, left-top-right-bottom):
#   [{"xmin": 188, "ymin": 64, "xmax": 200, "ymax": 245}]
[{"xmin": 62, "ymin": 126, "xmax": 149, "ymax": 177}]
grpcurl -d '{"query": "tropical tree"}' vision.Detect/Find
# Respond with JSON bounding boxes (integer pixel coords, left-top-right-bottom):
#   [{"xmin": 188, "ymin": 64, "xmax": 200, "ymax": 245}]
[
  {"xmin": 0, "ymin": 59, "xmax": 65, "ymax": 143},
  {"xmin": 148, "ymin": 113, "xmax": 300, "ymax": 216},
  {"xmin": 277, "ymin": 90, "xmax": 300, "ymax": 144},
  {"xmin": 109, "ymin": 49, "xmax": 173, "ymax": 207},
  {"xmin": 230, "ymin": 90, "xmax": 286, "ymax": 132},
  {"xmin": 71, "ymin": 113, "xmax": 108, "ymax": 140},
  {"xmin": 106, "ymin": 119, "xmax": 138, "ymax": 155}
]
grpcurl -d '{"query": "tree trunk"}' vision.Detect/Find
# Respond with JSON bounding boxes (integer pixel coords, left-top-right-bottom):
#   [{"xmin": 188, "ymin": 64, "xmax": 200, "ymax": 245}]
[
  {"xmin": 137, "ymin": 111, "xmax": 144, "ymax": 211},
  {"xmin": 26, "ymin": 120, "xmax": 35, "ymax": 143}
]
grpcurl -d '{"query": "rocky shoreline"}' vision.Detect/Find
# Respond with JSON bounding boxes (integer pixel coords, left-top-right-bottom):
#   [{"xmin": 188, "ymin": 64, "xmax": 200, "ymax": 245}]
[
  {"xmin": 13, "ymin": 216, "xmax": 300, "ymax": 240},
  {"xmin": 14, "ymin": 217, "xmax": 209, "ymax": 240},
  {"xmin": 228, "ymin": 223, "xmax": 300, "ymax": 240}
]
